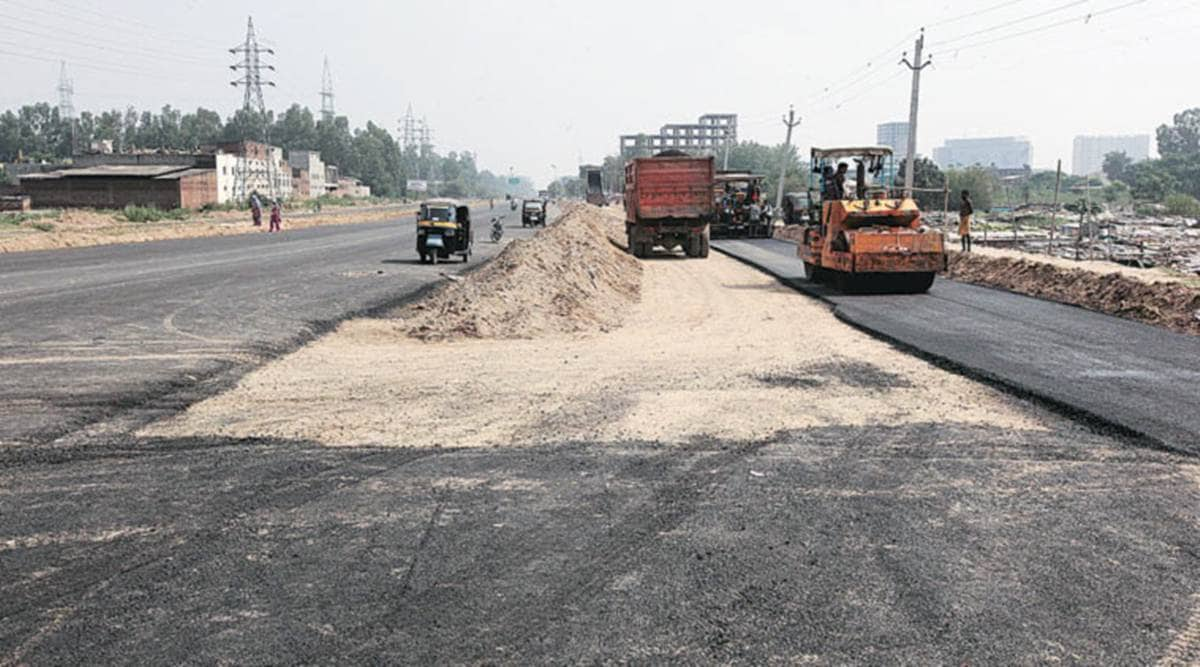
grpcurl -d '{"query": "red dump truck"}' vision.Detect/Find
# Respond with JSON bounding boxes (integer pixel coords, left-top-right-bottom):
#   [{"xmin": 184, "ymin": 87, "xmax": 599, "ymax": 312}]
[{"xmin": 624, "ymin": 153, "xmax": 714, "ymax": 258}]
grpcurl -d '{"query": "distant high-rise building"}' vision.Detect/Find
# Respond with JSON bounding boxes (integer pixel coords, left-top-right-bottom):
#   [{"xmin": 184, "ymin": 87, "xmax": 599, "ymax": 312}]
[
  {"xmin": 1072, "ymin": 135, "xmax": 1151, "ymax": 176},
  {"xmin": 933, "ymin": 137, "xmax": 1032, "ymax": 170},
  {"xmin": 876, "ymin": 122, "xmax": 909, "ymax": 158},
  {"xmin": 620, "ymin": 114, "xmax": 738, "ymax": 159}
]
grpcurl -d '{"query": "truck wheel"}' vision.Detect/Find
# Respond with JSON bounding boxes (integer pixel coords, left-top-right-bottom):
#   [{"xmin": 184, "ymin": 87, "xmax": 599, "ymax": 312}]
[{"xmin": 698, "ymin": 233, "xmax": 710, "ymax": 258}]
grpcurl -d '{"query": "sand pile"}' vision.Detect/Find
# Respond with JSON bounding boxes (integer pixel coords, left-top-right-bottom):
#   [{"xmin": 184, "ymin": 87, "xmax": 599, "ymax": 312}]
[
  {"xmin": 947, "ymin": 252, "xmax": 1200, "ymax": 336},
  {"xmin": 396, "ymin": 204, "xmax": 641, "ymax": 340}
]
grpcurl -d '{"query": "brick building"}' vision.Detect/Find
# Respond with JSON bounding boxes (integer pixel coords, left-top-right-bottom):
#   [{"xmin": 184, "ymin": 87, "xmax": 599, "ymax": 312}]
[{"xmin": 19, "ymin": 165, "xmax": 218, "ymax": 210}]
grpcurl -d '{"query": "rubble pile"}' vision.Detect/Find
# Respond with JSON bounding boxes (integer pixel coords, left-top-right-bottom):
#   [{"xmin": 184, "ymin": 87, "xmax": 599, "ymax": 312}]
[
  {"xmin": 947, "ymin": 252, "xmax": 1200, "ymax": 336},
  {"xmin": 396, "ymin": 203, "xmax": 642, "ymax": 340}
]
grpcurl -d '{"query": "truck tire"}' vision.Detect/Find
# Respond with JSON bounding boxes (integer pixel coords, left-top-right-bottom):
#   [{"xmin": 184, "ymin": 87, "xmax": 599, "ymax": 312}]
[
  {"xmin": 685, "ymin": 234, "xmax": 700, "ymax": 258},
  {"xmin": 698, "ymin": 233, "xmax": 710, "ymax": 258}
]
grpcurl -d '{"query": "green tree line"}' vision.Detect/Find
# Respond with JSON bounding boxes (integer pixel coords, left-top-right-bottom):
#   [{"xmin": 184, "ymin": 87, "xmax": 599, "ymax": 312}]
[{"xmin": 0, "ymin": 102, "xmax": 529, "ymax": 199}]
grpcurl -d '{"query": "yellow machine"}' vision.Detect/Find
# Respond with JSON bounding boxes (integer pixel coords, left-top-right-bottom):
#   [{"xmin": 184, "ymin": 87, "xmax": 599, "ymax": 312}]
[{"xmin": 798, "ymin": 147, "xmax": 946, "ymax": 293}]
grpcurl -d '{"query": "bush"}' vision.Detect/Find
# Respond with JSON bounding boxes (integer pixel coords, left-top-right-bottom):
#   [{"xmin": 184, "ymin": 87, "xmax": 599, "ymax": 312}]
[
  {"xmin": 30, "ymin": 221, "xmax": 55, "ymax": 232},
  {"xmin": 1164, "ymin": 193, "xmax": 1200, "ymax": 217},
  {"xmin": 121, "ymin": 205, "xmax": 190, "ymax": 223},
  {"xmin": 199, "ymin": 201, "xmax": 243, "ymax": 213}
]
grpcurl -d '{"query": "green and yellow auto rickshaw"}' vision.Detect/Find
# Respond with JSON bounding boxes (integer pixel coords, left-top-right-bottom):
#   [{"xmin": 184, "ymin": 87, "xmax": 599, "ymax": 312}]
[{"xmin": 416, "ymin": 199, "xmax": 473, "ymax": 264}]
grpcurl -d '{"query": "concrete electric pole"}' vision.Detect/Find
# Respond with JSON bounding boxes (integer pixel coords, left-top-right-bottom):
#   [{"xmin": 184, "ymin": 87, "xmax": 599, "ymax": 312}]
[
  {"xmin": 775, "ymin": 106, "xmax": 800, "ymax": 214},
  {"xmin": 900, "ymin": 29, "xmax": 932, "ymax": 199}
]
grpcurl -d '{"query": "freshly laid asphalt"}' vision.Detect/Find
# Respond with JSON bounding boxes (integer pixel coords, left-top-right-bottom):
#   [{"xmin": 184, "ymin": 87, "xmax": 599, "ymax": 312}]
[
  {"xmin": 0, "ymin": 204, "xmax": 523, "ymax": 447},
  {"xmin": 1, "ymin": 216, "xmax": 1198, "ymax": 663},
  {"xmin": 713, "ymin": 238, "xmax": 1200, "ymax": 455}
]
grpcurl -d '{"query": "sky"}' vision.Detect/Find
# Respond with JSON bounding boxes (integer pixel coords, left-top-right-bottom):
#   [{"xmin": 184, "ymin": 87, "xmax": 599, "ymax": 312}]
[{"xmin": 2, "ymin": 0, "xmax": 1198, "ymax": 185}]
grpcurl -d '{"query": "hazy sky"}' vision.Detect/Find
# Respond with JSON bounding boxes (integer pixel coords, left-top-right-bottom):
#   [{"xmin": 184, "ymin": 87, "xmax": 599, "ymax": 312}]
[{"xmin": 2, "ymin": 0, "xmax": 1198, "ymax": 185}]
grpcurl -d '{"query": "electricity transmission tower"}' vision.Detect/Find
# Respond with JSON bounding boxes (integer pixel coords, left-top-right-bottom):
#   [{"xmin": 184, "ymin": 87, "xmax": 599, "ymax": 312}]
[
  {"xmin": 57, "ymin": 61, "xmax": 76, "ymax": 154},
  {"xmin": 400, "ymin": 105, "xmax": 418, "ymax": 150},
  {"xmin": 320, "ymin": 56, "xmax": 335, "ymax": 123},
  {"xmin": 229, "ymin": 16, "xmax": 277, "ymax": 201}
]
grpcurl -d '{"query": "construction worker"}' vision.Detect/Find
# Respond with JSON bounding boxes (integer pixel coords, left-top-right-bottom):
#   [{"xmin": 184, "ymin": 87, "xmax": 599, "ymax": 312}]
[
  {"xmin": 833, "ymin": 163, "xmax": 849, "ymax": 199},
  {"xmin": 269, "ymin": 201, "xmax": 282, "ymax": 233},
  {"xmin": 959, "ymin": 190, "xmax": 974, "ymax": 252}
]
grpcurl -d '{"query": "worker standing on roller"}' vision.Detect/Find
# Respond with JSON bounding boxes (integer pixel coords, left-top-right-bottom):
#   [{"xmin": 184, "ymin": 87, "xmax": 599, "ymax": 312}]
[{"xmin": 959, "ymin": 190, "xmax": 974, "ymax": 252}]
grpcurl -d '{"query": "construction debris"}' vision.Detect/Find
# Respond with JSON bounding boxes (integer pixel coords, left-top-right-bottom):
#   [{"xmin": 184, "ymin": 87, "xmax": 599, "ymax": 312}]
[
  {"xmin": 946, "ymin": 251, "xmax": 1200, "ymax": 336},
  {"xmin": 394, "ymin": 203, "xmax": 641, "ymax": 340}
]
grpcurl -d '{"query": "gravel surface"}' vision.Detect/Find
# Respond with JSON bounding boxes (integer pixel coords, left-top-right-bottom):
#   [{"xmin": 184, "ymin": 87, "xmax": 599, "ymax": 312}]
[{"xmin": 146, "ymin": 252, "xmax": 1052, "ymax": 448}]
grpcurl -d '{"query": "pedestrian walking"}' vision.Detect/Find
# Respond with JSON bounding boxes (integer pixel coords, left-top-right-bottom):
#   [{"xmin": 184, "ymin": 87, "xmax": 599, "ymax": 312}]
[
  {"xmin": 959, "ymin": 190, "xmax": 974, "ymax": 252},
  {"xmin": 250, "ymin": 191, "xmax": 263, "ymax": 227},
  {"xmin": 269, "ymin": 201, "xmax": 282, "ymax": 233}
]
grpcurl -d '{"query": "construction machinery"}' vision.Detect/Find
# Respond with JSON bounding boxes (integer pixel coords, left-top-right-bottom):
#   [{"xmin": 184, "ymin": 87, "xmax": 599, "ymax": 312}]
[
  {"xmin": 624, "ymin": 151, "xmax": 714, "ymax": 259},
  {"xmin": 797, "ymin": 147, "xmax": 945, "ymax": 293},
  {"xmin": 581, "ymin": 165, "xmax": 606, "ymax": 206},
  {"xmin": 712, "ymin": 172, "xmax": 771, "ymax": 238}
]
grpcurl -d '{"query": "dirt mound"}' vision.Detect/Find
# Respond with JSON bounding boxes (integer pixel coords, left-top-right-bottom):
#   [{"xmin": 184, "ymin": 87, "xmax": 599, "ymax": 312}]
[
  {"xmin": 396, "ymin": 204, "xmax": 641, "ymax": 340},
  {"xmin": 773, "ymin": 225, "xmax": 806, "ymax": 244},
  {"xmin": 946, "ymin": 252, "xmax": 1200, "ymax": 336}
]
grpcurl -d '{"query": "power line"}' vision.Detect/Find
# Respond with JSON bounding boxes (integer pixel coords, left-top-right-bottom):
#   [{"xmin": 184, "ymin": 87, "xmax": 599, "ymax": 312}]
[
  {"xmin": 927, "ymin": 0, "xmax": 1038, "ymax": 27},
  {"xmin": 945, "ymin": 0, "xmax": 1149, "ymax": 54},
  {"xmin": 0, "ymin": 42, "xmax": 202, "ymax": 83},
  {"xmin": 0, "ymin": 2, "xmax": 223, "ymax": 66},
  {"xmin": 931, "ymin": 0, "xmax": 1092, "ymax": 49},
  {"xmin": 30, "ymin": 0, "xmax": 232, "ymax": 50},
  {"xmin": 0, "ymin": 21, "xmax": 219, "ymax": 69}
]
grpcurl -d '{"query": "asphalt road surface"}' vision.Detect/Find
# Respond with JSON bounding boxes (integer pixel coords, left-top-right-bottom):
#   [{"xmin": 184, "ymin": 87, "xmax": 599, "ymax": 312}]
[
  {"xmin": 0, "ymin": 203, "xmax": 524, "ymax": 447},
  {"xmin": 713, "ymin": 238, "xmax": 1200, "ymax": 455},
  {"xmin": 2, "ymin": 217, "xmax": 1198, "ymax": 664}
]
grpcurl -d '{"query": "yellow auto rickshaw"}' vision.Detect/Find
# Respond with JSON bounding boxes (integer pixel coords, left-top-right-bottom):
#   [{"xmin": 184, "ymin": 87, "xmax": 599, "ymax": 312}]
[{"xmin": 416, "ymin": 199, "xmax": 473, "ymax": 264}]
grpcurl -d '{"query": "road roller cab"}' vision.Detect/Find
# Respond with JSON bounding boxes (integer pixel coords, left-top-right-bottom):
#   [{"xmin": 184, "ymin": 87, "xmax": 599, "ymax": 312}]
[{"xmin": 797, "ymin": 146, "xmax": 946, "ymax": 293}]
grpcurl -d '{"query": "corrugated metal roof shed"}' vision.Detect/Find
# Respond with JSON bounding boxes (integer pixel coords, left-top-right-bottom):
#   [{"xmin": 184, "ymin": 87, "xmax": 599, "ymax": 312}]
[{"xmin": 21, "ymin": 165, "xmax": 190, "ymax": 180}]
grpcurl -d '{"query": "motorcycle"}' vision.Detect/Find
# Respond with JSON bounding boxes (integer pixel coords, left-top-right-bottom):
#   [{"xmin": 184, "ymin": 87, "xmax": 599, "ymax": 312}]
[{"xmin": 490, "ymin": 217, "xmax": 504, "ymax": 243}]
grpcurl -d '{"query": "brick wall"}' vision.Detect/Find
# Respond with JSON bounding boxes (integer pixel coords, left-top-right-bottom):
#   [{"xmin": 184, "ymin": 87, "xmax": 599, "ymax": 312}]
[
  {"xmin": 24, "ymin": 177, "xmax": 182, "ymax": 209},
  {"xmin": 178, "ymin": 171, "xmax": 218, "ymax": 209}
]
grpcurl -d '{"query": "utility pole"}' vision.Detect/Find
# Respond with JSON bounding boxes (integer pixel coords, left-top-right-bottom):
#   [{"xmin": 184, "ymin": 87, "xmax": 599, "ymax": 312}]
[
  {"xmin": 1049, "ymin": 159, "xmax": 1062, "ymax": 255},
  {"xmin": 229, "ymin": 16, "xmax": 277, "ymax": 201},
  {"xmin": 57, "ymin": 61, "xmax": 76, "ymax": 155},
  {"xmin": 320, "ymin": 56, "xmax": 335, "ymax": 123},
  {"xmin": 900, "ymin": 29, "xmax": 932, "ymax": 199},
  {"xmin": 775, "ymin": 105, "xmax": 800, "ymax": 214}
]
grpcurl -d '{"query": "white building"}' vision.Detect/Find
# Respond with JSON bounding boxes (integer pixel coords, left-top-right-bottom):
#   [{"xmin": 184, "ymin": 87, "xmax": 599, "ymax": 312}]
[
  {"xmin": 214, "ymin": 141, "xmax": 292, "ymax": 204},
  {"xmin": 287, "ymin": 150, "xmax": 327, "ymax": 198},
  {"xmin": 876, "ymin": 121, "xmax": 910, "ymax": 158},
  {"xmin": 1072, "ymin": 135, "xmax": 1151, "ymax": 176},
  {"xmin": 933, "ymin": 137, "xmax": 1032, "ymax": 170}
]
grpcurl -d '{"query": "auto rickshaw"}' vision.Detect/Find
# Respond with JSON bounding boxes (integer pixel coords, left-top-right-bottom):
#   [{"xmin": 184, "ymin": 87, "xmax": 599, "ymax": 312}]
[{"xmin": 416, "ymin": 198, "xmax": 473, "ymax": 264}]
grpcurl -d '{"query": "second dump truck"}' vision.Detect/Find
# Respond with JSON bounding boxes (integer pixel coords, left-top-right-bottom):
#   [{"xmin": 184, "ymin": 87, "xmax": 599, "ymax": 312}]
[
  {"xmin": 624, "ymin": 152, "xmax": 714, "ymax": 259},
  {"xmin": 581, "ymin": 165, "xmax": 606, "ymax": 206}
]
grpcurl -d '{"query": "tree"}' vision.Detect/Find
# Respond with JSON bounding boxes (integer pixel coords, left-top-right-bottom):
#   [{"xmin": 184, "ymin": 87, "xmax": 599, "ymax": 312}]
[
  {"xmin": 271, "ymin": 105, "xmax": 319, "ymax": 152},
  {"xmin": 1157, "ymin": 108, "xmax": 1200, "ymax": 158},
  {"xmin": 946, "ymin": 166, "xmax": 998, "ymax": 211},
  {"xmin": 897, "ymin": 157, "xmax": 945, "ymax": 209},
  {"xmin": 1129, "ymin": 161, "xmax": 1177, "ymax": 202},
  {"xmin": 1102, "ymin": 151, "xmax": 1134, "ymax": 185},
  {"xmin": 179, "ymin": 108, "xmax": 224, "ymax": 150}
]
